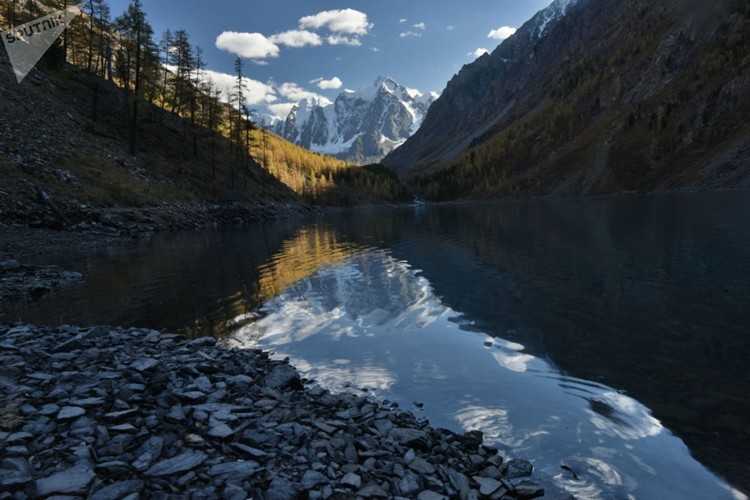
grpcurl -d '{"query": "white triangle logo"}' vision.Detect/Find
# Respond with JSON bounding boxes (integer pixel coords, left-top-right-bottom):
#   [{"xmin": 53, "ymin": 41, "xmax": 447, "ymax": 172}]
[{"xmin": 2, "ymin": 3, "xmax": 85, "ymax": 83}]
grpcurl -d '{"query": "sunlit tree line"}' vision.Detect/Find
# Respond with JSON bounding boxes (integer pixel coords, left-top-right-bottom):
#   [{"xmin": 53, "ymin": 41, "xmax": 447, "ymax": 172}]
[{"xmin": 0, "ymin": 0, "xmax": 410, "ymax": 205}]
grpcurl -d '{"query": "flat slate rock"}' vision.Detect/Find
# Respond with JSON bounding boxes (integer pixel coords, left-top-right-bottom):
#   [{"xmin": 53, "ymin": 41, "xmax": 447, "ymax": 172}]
[
  {"xmin": 57, "ymin": 406, "xmax": 86, "ymax": 421},
  {"xmin": 265, "ymin": 477, "xmax": 300, "ymax": 500},
  {"xmin": 90, "ymin": 480, "xmax": 144, "ymax": 500},
  {"xmin": 35, "ymin": 464, "xmax": 95, "ymax": 497},
  {"xmin": 130, "ymin": 358, "xmax": 159, "ymax": 372},
  {"xmin": 145, "ymin": 450, "xmax": 207, "ymax": 477},
  {"xmin": 207, "ymin": 461, "xmax": 257, "ymax": 480}
]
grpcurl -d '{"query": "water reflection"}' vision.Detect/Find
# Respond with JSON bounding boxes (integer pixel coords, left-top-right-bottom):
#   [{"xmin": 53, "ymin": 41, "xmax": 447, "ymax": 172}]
[
  {"xmin": 7, "ymin": 193, "xmax": 749, "ymax": 497},
  {"xmin": 227, "ymin": 247, "xmax": 744, "ymax": 500}
]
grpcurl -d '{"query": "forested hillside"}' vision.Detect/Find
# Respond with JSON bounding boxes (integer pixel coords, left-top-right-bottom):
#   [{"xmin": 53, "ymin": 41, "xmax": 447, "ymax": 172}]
[
  {"xmin": 0, "ymin": 0, "xmax": 407, "ymax": 230},
  {"xmin": 385, "ymin": 0, "xmax": 750, "ymax": 200}
]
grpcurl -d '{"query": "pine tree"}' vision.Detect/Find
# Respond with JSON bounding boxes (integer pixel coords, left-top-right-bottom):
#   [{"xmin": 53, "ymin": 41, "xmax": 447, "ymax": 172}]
[{"xmin": 114, "ymin": 0, "xmax": 154, "ymax": 155}]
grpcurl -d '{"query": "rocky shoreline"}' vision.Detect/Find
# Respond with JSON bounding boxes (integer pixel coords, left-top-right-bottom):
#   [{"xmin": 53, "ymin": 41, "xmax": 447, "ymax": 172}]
[{"xmin": 0, "ymin": 324, "xmax": 550, "ymax": 499}]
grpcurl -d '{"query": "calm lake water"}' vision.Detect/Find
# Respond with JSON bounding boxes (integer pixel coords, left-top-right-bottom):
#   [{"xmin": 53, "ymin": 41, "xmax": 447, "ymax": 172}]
[{"xmin": 5, "ymin": 192, "xmax": 750, "ymax": 499}]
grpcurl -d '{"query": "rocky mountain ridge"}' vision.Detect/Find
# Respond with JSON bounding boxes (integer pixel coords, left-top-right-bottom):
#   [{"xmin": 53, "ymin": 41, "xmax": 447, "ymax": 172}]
[
  {"xmin": 270, "ymin": 77, "xmax": 437, "ymax": 165},
  {"xmin": 384, "ymin": 0, "xmax": 750, "ymax": 199}
]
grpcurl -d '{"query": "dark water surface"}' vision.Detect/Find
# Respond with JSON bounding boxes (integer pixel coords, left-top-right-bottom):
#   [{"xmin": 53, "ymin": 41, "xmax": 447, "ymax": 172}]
[{"xmin": 5, "ymin": 192, "xmax": 750, "ymax": 499}]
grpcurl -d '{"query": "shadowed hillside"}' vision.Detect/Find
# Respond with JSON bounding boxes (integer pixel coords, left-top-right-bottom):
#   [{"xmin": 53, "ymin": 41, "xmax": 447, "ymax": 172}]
[{"xmin": 384, "ymin": 0, "xmax": 750, "ymax": 200}]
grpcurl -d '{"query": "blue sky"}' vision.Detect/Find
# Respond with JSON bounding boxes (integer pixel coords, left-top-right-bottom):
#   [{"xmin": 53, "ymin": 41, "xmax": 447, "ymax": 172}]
[{"xmin": 106, "ymin": 0, "xmax": 552, "ymax": 119}]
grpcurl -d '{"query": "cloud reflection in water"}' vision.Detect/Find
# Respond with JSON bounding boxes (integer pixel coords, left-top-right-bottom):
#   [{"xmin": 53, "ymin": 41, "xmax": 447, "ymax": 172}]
[{"xmin": 226, "ymin": 245, "xmax": 742, "ymax": 500}]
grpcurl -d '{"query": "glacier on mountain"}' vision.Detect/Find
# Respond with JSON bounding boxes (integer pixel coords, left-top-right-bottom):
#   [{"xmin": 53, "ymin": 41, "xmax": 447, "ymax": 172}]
[{"xmin": 267, "ymin": 77, "xmax": 437, "ymax": 164}]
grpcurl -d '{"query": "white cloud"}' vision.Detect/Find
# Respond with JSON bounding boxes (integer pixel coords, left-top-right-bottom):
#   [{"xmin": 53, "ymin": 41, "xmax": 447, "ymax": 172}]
[
  {"xmin": 269, "ymin": 30, "xmax": 322, "ymax": 48},
  {"xmin": 405, "ymin": 87, "xmax": 423, "ymax": 99},
  {"xmin": 278, "ymin": 82, "xmax": 332, "ymax": 106},
  {"xmin": 399, "ymin": 18, "xmax": 407, "ymax": 24},
  {"xmin": 470, "ymin": 48, "xmax": 489, "ymax": 59},
  {"xmin": 201, "ymin": 69, "xmax": 277, "ymax": 106},
  {"xmin": 370, "ymin": 47, "xmax": 381, "ymax": 53},
  {"xmin": 399, "ymin": 31, "xmax": 421, "ymax": 38},
  {"xmin": 413, "ymin": 22, "xmax": 426, "ymax": 30},
  {"xmin": 311, "ymin": 76, "xmax": 343, "ymax": 90},
  {"xmin": 299, "ymin": 9, "xmax": 373, "ymax": 35},
  {"xmin": 327, "ymin": 35, "xmax": 362, "ymax": 46},
  {"xmin": 215, "ymin": 31, "xmax": 280, "ymax": 59},
  {"xmin": 267, "ymin": 103, "xmax": 296, "ymax": 120},
  {"xmin": 488, "ymin": 26, "xmax": 517, "ymax": 41},
  {"xmin": 446, "ymin": 25, "xmax": 455, "ymax": 31}
]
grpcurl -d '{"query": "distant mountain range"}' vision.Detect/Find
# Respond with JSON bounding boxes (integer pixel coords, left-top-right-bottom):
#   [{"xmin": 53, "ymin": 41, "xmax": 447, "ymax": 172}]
[
  {"xmin": 264, "ymin": 77, "xmax": 438, "ymax": 165},
  {"xmin": 384, "ymin": 0, "xmax": 750, "ymax": 199}
]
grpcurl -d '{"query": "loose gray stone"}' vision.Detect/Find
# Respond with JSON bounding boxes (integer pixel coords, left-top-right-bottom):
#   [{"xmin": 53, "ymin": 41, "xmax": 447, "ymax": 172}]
[
  {"xmin": 35, "ymin": 464, "xmax": 95, "ymax": 497},
  {"xmin": 301, "ymin": 470, "xmax": 328, "ymax": 490},
  {"xmin": 137, "ymin": 436, "xmax": 164, "ymax": 464},
  {"xmin": 130, "ymin": 358, "xmax": 159, "ymax": 372},
  {"xmin": 90, "ymin": 480, "xmax": 144, "ymax": 500},
  {"xmin": 207, "ymin": 461, "xmax": 257, "ymax": 480},
  {"xmin": 390, "ymin": 427, "xmax": 429, "ymax": 450},
  {"xmin": 514, "ymin": 480, "xmax": 545, "ymax": 499},
  {"xmin": 222, "ymin": 482, "xmax": 246, "ymax": 500},
  {"xmin": 357, "ymin": 484, "xmax": 389, "ymax": 498},
  {"xmin": 167, "ymin": 405, "xmax": 186, "ymax": 421},
  {"xmin": 109, "ymin": 424, "xmax": 137, "ymax": 433},
  {"xmin": 177, "ymin": 390, "xmax": 206, "ymax": 402},
  {"xmin": 504, "ymin": 458, "xmax": 533, "ymax": 479},
  {"xmin": 104, "ymin": 409, "xmax": 138, "ymax": 421},
  {"xmin": 473, "ymin": 476, "xmax": 503, "ymax": 496},
  {"xmin": 57, "ymin": 406, "xmax": 86, "ymax": 421},
  {"xmin": 417, "ymin": 491, "xmax": 448, "ymax": 500},
  {"xmin": 39, "ymin": 403, "xmax": 60, "ymax": 416},
  {"xmin": 5, "ymin": 432, "xmax": 33, "ymax": 443},
  {"xmin": 264, "ymin": 364, "xmax": 301, "ymax": 390},
  {"xmin": 409, "ymin": 457, "xmax": 436, "ymax": 475},
  {"xmin": 398, "ymin": 475, "xmax": 421, "ymax": 496},
  {"xmin": 69, "ymin": 397, "xmax": 104, "ymax": 407},
  {"xmin": 341, "ymin": 472, "xmax": 362, "ymax": 490},
  {"xmin": 442, "ymin": 467, "xmax": 470, "ymax": 499},
  {"xmin": 231, "ymin": 443, "xmax": 267, "ymax": 459},
  {"xmin": 145, "ymin": 450, "xmax": 207, "ymax": 477},
  {"xmin": 0, "ymin": 470, "xmax": 33, "ymax": 489},
  {"xmin": 95, "ymin": 461, "xmax": 131, "ymax": 475},
  {"xmin": 193, "ymin": 376, "xmax": 212, "ymax": 393},
  {"xmin": 265, "ymin": 477, "xmax": 299, "ymax": 500},
  {"xmin": 208, "ymin": 422, "xmax": 234, "ymax": 439}
]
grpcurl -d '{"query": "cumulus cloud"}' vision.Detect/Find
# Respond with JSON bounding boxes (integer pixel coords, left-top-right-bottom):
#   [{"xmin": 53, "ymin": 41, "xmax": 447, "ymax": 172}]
[
  {"xmin": 311, "ymin": 76, "xmax": 343, "ymax": 90},
  {"xmin": 278, "ymin": 82, "xmax": 333, "ymax": 106},
  {"xmin": 399, "ymin": 31, "xmax": 421, "ymax": 38},
  {"xmin": 370, "ymin": 47, "xmax": 381, "ymax": 53},
  {"xmin": 269, "ymin": 30, "xmax": 322, "ymax": 48},
  {"xmin": 201, "ymin": 69, "xmax": 277, "ymax": 106},
  {"xmin": 215, "ymin": 31, "xmax": 280, "ymax": 59},
  {"xmin": 299, "ymin": 9, "xmax": 373, "ymax": 35},
  {"xmin": 446, "ymin": 25, "xmax": 455, "ymax": 31},
  {"xmin": 470, "ymin": 48, "xmax": 489, "ymax": 58},
  {"xmin": 399, "ymin": 18, "xmax": 407, "ymax": 24},
  {"xmin": 327, "ymin": 35, "xmax": 362, "ymax": 46},
  {"xmin": 413, "ymin": 22, "xmax": 426, "ymax": 30},
  {"xmin": 267, "ymin": 103, "xmax": 296, "ymax": 121},
  {"xmin": 488, "ymin": 26, "xmax": 517, "ymax": 41}
]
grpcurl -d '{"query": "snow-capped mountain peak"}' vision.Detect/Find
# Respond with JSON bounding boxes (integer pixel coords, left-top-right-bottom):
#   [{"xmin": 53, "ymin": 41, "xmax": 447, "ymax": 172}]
[
  {"xmin": 271, "ymin": 76, "xmax": 439, "ymax": 164},
  {"xmin": 531, "ymin": 0, "xmax": 580, "ymax": 39}
]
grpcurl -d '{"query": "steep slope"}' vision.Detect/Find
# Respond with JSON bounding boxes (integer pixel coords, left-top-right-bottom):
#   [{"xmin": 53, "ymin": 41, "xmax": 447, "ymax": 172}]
[
  {"xmin": 384, "ymin": 0, "xmax": 750, "ymax": 199},
  {"xmin": 274, "ymin": 77, "xmax": 436, "ymax": 165}
]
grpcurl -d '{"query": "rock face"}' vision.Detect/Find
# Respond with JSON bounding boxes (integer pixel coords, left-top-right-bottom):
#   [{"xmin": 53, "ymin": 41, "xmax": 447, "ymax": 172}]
[
  {"xmin": 384, "ymin": 0, "xmax": 750, "ymax": 199},
  {"xmin": 272, "ymin": 77, "xmax": 437, "ymax": 164},
  {"xmin": 0, "ymin": 324, "xmax": 546, "ymax": 498}
]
